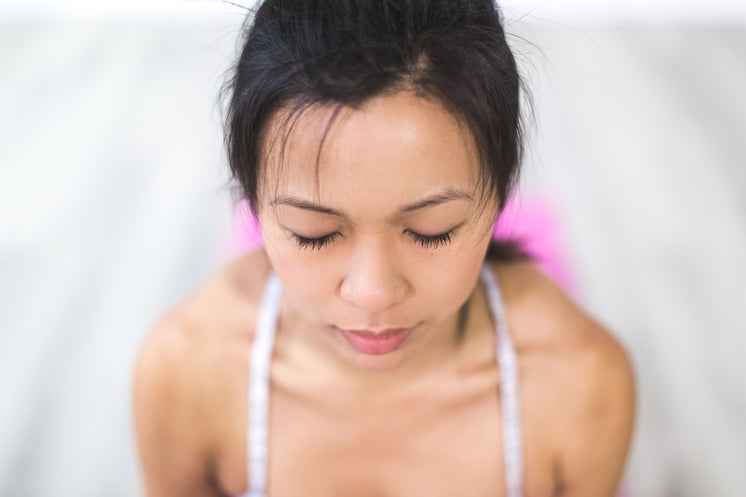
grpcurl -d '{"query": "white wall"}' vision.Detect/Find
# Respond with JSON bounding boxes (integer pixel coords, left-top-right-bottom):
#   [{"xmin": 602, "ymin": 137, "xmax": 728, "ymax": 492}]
[
  {"xmin": 504, "ymin": 0, "xmax": 746, "ymax": 25},
  {"xmin": 1, "ymin": 0, "xmax": 746, "ymax": 24}
]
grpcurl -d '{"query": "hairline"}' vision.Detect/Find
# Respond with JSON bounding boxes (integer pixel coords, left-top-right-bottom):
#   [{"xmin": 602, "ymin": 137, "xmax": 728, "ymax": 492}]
[{"xmin": 255, "ymin": 89, "xmax": 500, "ymax": 216}]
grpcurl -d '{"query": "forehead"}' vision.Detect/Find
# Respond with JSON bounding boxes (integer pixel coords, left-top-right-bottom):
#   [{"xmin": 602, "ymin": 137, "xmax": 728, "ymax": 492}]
[{"xmin": 261, "ymin": 92, "xmax": 480, "ymax": 209}]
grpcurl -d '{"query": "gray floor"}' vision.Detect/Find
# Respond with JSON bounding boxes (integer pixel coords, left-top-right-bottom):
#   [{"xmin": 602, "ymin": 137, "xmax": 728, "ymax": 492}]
[{"xmin": 0, "ymin": 20, "xmax": 744, "ymax": 497}]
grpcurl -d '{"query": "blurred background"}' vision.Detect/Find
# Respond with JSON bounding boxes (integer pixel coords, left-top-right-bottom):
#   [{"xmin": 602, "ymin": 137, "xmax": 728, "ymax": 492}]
[{"xmin": 0, "ymin": 1, "xmax": 744, "ymax": 496}]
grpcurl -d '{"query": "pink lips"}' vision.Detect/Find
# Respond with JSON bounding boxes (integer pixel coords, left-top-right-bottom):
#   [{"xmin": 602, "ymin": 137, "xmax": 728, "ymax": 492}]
[{"xmin": 340, "ymin": 327, "xmax": 413, "ymax": 355}]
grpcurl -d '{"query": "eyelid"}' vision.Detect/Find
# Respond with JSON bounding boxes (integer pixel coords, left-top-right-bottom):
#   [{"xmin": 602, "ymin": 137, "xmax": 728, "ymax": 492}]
[
  {"xmin": 406, "ymin": 220, "xmax": 465, "ymax": 238},
  {"xmin": 291, "ymin": 231, "xmax": 340, "ymax": 250},
  {"xmin": 405, "ymin": 221, "xmax": 463, "ymax": 249},
  {"xmin": 408, "ymin": 231, "xmax": 452, "ymax": 249}
]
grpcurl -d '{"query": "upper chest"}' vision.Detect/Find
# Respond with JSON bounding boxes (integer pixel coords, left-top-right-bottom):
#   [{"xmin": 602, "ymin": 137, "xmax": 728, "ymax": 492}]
[
  {"xmin": 271, "ymin": 373, "xmax": 504, "ymax": 496},
  {"xmin": 215, "ymin": 348, "xmax": 560, "ymax": 497}
]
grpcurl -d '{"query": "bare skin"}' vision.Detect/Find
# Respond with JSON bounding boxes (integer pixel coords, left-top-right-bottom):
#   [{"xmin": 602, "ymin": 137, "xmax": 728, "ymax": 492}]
[
  {"xmin": 135, "ymin": 92, "xmax": 634, "ymax": 496},
  {"xmin": 133, "ymin": 250, "xmax": 635, "ymax": 497}
]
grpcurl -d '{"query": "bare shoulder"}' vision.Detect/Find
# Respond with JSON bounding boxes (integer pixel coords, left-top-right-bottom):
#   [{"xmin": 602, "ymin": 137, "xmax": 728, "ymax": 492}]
[
  {"xmin": 488, "ymin": 260, "xmax": 633, "ymax": 359},
  {"xmin": 133, "ymin": 250, "xmax": 273, "ymax": 497},
  {"xmin": 133, "ymin": 311, "xmax": 216, "ymax": 496},
  {"xmin": 487, "ymin": 260, "xmax": 636, "ymax": 496}
]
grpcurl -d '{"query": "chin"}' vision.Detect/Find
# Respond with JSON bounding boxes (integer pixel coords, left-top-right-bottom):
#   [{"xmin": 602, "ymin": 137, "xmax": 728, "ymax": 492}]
[{"xmin": 344, "ymin": 350, "xmax": 411, "ymax": 373}]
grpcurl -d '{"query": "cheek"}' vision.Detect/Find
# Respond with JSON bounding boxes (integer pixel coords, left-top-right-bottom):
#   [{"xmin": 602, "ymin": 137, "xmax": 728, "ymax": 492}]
[
  {"xmin": 262, "ymin": 226, "xmax": 339, "ymax": 317},
  {"xmin": 412, "ymin": 229, "xmax": 491, "ymax": 317}
]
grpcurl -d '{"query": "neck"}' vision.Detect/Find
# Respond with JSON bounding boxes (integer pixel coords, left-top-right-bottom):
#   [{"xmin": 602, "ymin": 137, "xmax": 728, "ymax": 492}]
[{"xmin": 273, "ymin": 284, "xmax": 490, "ymax": 399}]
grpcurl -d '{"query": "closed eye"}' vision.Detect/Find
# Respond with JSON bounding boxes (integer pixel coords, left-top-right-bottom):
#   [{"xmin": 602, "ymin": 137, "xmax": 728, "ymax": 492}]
[
  {"xmin": 291, "ymin": 227, "xmax": 458, "ymax": 251},
  {"xmin": 406, "ymin": 229, "xmax": 454, "ymax": 249},
  {"xmin": 292, "ymin": 232, "xmax": 340, "ymax": 250}
]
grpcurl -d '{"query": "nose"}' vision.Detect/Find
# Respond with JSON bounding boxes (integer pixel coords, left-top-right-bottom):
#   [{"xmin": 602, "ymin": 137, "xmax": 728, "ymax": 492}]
[{"xmin": 339, "ymin": 238, "xmax": 409, "ymax": 313}]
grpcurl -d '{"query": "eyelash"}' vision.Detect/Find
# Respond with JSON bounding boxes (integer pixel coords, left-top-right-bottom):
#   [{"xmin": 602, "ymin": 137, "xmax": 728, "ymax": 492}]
[
  {"xmin": 407, "ymin": 230, "xmax": 454, "ymax": 249},
  {"xmin": 292, "ymin": 233, "xmax": 341, "ymax": 250},
  {"xmin": 291, "ymin": 230, "xmax": 455, "ymax": 251}
]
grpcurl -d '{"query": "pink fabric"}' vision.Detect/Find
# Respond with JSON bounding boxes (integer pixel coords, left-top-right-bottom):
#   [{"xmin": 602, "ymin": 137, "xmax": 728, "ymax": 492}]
[
  {"xmin": 225, "ymin": 199, "xmax": 264, "ymax": 256},
  {"xmin": 492, "ymin": 196, "xmax": 575, "ymax": 294}
]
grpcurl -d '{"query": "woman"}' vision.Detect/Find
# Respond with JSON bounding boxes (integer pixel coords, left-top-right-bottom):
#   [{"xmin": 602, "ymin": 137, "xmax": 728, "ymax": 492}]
[{"xmin": 133, "ymin": 1, "xmax": 635, "ymax": 496}]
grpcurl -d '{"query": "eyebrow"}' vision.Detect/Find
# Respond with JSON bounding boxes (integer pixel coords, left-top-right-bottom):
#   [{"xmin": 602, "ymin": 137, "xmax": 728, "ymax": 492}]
[{"xmin": 270, "ymin": 188, "xmax": 473, "ymax": 217}]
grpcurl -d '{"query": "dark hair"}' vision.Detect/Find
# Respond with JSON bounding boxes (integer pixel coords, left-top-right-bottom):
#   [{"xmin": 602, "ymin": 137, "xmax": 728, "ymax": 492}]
[{"xmin": 224, "ymin": 0, "xmax": 530, "ymax": 261}]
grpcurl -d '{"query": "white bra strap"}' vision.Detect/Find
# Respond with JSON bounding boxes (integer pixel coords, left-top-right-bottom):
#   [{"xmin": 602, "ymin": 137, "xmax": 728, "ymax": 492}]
[
  {"xmin": 247, "ymin": 272, "xmax": 282, "ymax": 497},
  {"xmin": 480, "ymin": 266, "xmax": 524, "ymax": 497}
]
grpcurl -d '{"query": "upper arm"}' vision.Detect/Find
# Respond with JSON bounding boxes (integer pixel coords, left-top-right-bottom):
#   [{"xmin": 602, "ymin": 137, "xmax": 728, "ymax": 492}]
[
  {"xmin": 557, "ymin": 329, "xmax": 636, "ymax": 497},
  {"xmin": 133, "ymin": 319, "xmax": 218, "ymax": 497}
]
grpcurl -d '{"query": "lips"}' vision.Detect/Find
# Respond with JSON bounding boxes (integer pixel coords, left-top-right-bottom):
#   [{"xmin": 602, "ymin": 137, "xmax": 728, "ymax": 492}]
[{"xmin": 338, "ymin": 326, "xmax": 414, "ymax": 355}]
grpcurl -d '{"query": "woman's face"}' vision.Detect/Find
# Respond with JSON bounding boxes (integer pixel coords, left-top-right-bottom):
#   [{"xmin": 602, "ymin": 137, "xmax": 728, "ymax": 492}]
[{"xmin": 258, "ymin": 92, "xmax": 497, "ymax": 373}]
